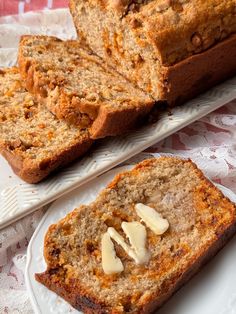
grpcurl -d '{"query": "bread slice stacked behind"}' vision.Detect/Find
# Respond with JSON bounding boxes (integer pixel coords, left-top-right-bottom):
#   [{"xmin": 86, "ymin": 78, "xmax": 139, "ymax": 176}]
[
  {"xmin": 0, "ymin": 35, "xmax": 155, "ymax": 182},
  {"xmin": 36, "ymin": 157, "xmax": 236, "ymax": 312},
  {"xmin": 18, "ymin": 35, "xmax": 154, "ymax": 139},
  {"xmin": 0, "ymin": 68, "xmax": 93, "ymax": 183}
]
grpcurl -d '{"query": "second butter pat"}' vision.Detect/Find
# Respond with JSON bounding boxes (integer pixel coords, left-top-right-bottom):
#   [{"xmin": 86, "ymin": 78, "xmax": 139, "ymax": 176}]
[{"xmin": 135, "ymin": 203, "xmax": 169, "ymax": 235}]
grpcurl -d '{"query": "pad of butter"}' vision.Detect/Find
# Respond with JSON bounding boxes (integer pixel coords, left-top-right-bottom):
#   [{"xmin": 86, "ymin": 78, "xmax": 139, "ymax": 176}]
[
  {"xmin": 101, "ymin": 232, "xmax": 124, "ymax": 275},
  {"xmin": 135, "ymin": 203, "xmax": 169, "ymax": 235},
  {"xmin": 121, "ymin": 221, "xmax": 150, "ymax": 264}
]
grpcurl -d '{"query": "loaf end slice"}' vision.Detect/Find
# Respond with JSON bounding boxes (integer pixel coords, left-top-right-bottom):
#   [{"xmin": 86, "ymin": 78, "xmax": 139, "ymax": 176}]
[
  {"xmin": 18, "ymin": 35, "xmax": 154, "ymax": 139},
  {"xmin": 36, "ymin": 157, "xmax": 236, "ymax": 312},
  {"xmin": 0, "ymin": 67, "xmax": 93, "ymax": 183}
]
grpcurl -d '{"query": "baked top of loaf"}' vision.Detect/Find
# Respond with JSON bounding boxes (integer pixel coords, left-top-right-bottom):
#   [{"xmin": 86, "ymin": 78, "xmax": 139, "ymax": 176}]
[
  {"xmin": 127, "ymin": 0, "xmax": 236, "ymax": 65},
  {"xmin": 82, "ymin": 0, "xmax": 236, "ymax": 66},
  {"xmin": 0, "ymin": 67, "xmax": 92, "ymax": 183},
  {"xmin": 36, "ymin": 157, "xmax": 236, "ymax": 313},
  {"xmin": 70, "ymin": 0, "xmax": 236, "ymax": 101},
  {"xmin": 18, "ymin": 35, "xmax": 154, "ymax": 139}
]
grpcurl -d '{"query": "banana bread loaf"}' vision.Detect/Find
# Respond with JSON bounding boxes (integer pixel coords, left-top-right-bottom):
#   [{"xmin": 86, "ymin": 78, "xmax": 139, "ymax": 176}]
[
  {"xmin": 18, "ymin": 35, "xmax": 154, "ymax": 139},
  {"xmin": 36, "ymin": 157, "xmax": 236, "ymax": 312},
  {"xmin": 0, "ymin": 67, "xmax": 93, "ymax": 183},
  {"xmin": 70, "ymin": 0, "xmax": 236, "ymax": 104}
]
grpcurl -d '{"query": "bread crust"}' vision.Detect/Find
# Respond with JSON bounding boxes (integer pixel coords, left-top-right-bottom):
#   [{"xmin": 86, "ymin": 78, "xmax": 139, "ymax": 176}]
[
  {"xmin": 35, "ymin": 271, "xmax": 108, "ymax": 313},
  {"xmin": 70, "ymin": 0, "xmax": 236, "ymax": 102},
  {"xmin": 36, "ymin": 220, "xmax": 236, "ymax": 313},
  {"xmin": 128, "ymin": 0, "xmax": 236, "ymax": 66},
  {"xmin": 18, "ymin": 35, "xmax": 154, "ymax": 139},
  {"xmin": 1, "ymin": 137, "xmax": 93, "ymax": 184},
  {"xmin": 160, "ymin": 34, "xmax": 236, "ymax": 105},
  {"xmin": 70, "ymin": 0, "xmax": 236, "ymax": 66},
  {"xmin": 142, "ymin": 219, "xmax": 236, "ymax": 313},
  {"xmin": 0, "ymin": 67, "xmax": 93, "ymax": 184},
  {"xmin": 35, "ymin": 157, "xmax": 236, "ymax": 313},
  {"xmin": 90, "ymin": 102, "xmax": 153, "ymax": 138}
]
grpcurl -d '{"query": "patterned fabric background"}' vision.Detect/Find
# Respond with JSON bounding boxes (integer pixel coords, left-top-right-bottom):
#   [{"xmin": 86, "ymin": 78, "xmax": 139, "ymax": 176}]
[{"xmin": 0, "ymin": 0, "xmax": 68, "ymax": 16}]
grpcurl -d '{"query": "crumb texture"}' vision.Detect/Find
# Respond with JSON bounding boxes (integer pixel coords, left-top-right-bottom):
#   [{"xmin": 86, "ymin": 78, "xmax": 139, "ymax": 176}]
[
  {"xmin": 0, "ymin": 67, "xmax": 92, "ymax": 183},
  {"xmin": 70, "ymin": 0, "xmax": 236, "ymax": 100},
  {"xmin": 36, "ymin": 157, "xmax": 236, "ymax": 313},
  {"xmin": 18, "ymin": 35, "xmax": 154, "ymax": 138}
]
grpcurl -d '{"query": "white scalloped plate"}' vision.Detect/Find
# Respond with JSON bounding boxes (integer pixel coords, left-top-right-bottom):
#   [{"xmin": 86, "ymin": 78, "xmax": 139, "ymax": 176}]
[
  {"xmin": 1, "ymin": 9, "xmax": 236, "ymax": 230},
  {"xmin": 26, "ymin": 165, "xmax": 236, "ymax": 314}
]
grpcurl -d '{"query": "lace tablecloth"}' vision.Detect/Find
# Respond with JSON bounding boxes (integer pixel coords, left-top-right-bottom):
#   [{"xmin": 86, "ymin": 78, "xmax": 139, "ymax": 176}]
[{"xmin": 0, "ymin": 7, "xmax": 236, "ymax": 314}]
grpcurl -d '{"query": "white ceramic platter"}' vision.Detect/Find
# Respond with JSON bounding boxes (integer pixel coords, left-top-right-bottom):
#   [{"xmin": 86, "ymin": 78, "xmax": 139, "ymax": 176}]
[
  {"xmin": 1, "ymin": 75, "xmax": 236, "ymax": 229},
  {"xmin": 25, "ymin": 165, "xmax": 236, "ymax": 314}
]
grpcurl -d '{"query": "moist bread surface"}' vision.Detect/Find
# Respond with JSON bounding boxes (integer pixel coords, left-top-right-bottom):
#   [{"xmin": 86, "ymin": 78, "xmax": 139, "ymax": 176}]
[
  {"xmin": 70, "ymin": 0, "xmax": 236, "ymax": 101},
  {"xmin": 18, "ymin": 35, "xmax": 154, "ymax": 139},
  {"xmin": 0, "ymin": 67, "xmax": 93, "ymax": 183},
  {"xmin": 36, "ymin": 157, "xmax": 236, "ymax": 312}
]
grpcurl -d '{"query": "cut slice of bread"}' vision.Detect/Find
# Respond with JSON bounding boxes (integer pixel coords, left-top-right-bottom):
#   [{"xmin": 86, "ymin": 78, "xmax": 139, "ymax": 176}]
[
  {"xmin": 0, "ymin": 67, "xmax": 93, "ymax": 184},
  {"xmin": 36, "ymin": 157, "xmax": 236, "ymax": 313},
  {"xmin": 18, "ymin": 35, "xmax": 154, "ymax": 139}
]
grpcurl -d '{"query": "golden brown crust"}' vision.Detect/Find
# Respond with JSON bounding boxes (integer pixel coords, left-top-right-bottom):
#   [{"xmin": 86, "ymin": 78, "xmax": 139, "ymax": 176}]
[
  {"xmin": 35, "ymin": 157, "xmax": 236, "ymax": 312},
  {"xmin": 70, "ymin": 0, "xmax": 236, "ymax": 102},
  {"xmin": 160, "ymin": 34, "xmax": 236, "ymax": 105},
  {"xmin": 129, "ymin": 0, "xmax": 236, "ymax": 66},
  {"xmin": 0, "ymin": 67, "xmax": 93, "ymax": 184},
  {"xmin": 36, "ymin": 271, "xmax": 109, "ymax": 313},
  {"xmin": 1, "ymin": 137, "xmax": 93, "ymax": 184},
  {"xmin": 36, "ymin": 219, "xmax": 236, "ymax": 313},
  {"xmin": 143, "ymin": 218, "xmax": 236, "ymax": 313},
  {"xmin": 90, "ymin": 102, "xmax": 153, "ymax": 138},
  {"xmin": 87, "ymin": 0, "xmax": 236, "ymax": 66}
]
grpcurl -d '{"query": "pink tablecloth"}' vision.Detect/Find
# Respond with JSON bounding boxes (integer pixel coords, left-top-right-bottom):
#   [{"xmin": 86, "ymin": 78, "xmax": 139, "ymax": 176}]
[
  {"xmin": 0, "ymin": 0, "xmax": 68, "ymax": 16},
  {"xmin": 0, "ymin": 3, "xmax": 236, "ymax": 313}
]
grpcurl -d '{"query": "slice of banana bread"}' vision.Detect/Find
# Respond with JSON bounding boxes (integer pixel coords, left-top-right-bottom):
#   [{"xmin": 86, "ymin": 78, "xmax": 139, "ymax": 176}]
[
  {"xmin": 18, "ymin": 35, "xmax": 154, "ymax": 139},
  {"xmin": 36, "ymin": 157, "xmax": 236, "ymax": 313},
  {"xmin": 0, "ymin": 67, "xmax": 93, "ymax": 184},
  {"xmin": 69, "ymin": 0, "xmax": 236, "ymax": 104}
]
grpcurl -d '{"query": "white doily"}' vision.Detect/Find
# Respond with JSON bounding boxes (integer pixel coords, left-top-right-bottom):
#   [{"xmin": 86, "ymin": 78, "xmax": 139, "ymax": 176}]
[{"xmin": 0, "ymin": 8, "xmax": 76, "ymax": 68}]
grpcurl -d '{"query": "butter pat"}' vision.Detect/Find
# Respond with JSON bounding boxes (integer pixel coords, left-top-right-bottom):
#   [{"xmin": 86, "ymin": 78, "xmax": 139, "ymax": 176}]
[
  {"xmin": 101, "ymin": 232, "xmax": 124, "ymax": 275},
  {"xmin": 135, "ymin": 203, "xmax": 169, "ymax": 235},
  {"xmin": 107, "ymin": 227, "xmax": 139, "ymax": 264},
  {"xmin": 121, "ymin": 221, "xmax": 150, "ymax": 264}
]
